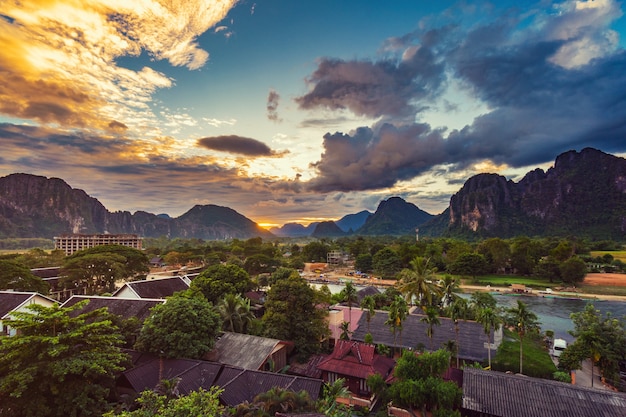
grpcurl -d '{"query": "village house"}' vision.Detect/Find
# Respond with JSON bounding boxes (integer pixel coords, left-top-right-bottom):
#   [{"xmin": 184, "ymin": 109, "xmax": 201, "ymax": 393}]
[{"xmin": 0, "ymin": 291, "xmax": 57, "ymax": 336}]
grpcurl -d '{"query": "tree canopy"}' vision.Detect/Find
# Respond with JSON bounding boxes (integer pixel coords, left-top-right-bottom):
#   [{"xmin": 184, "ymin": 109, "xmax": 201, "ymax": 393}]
[
  {"xmin": 190, "ymin": 263, "xmax": 253, "ymax": 304},
  {"xmin": 135, "ymin": 294, "xmax": 222, "ymax": 359},
  {"xmin": 0, "ymin": 301, "xmax": 128, "ymax": 417},
  {"xmin": 0, "ymin": 259, "xmax": 49, "ymax": 293}
]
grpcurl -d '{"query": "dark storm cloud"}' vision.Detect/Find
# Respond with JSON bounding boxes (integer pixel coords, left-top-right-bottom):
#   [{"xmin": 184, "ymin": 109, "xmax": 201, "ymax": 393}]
[
  {"xmin": 197, "ymin": 135, "xmax": 276, "ymax": 156},
  {"xmin": 307, "ymin": 122, "xmax": 448, "ymax": 192},
  {"xmin": 295, "ymin": 42, "xmax": 446, "ymax": 119},
  {"xmin": 266, "ymin": 89, "xmax": 282, "ymax": 122},
  {"xmin": 303, "ymin": 3, "xmax": 626, "ymax": 192}
]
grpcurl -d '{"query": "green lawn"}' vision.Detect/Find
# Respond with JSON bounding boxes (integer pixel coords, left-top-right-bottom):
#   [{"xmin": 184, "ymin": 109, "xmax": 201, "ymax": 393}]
[
  {"xmin": 464, "ymin": 275, "xmax": 554, "ymax": 289},
  {"xmin": 492, "ymin": 329, "xmax": 557, "ymax": 379}
]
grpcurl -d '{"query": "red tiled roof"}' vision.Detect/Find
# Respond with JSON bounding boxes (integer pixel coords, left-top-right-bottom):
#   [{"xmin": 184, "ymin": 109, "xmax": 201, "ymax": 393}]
[{"xmin": 317, "ymin": 340, "xmax": 395, "ymax": 380}]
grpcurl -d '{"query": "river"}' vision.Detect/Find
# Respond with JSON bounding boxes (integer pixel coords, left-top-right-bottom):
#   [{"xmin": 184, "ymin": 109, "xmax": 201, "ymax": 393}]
[{"xmin": 310, "ymin": 283, "xmax": 626, "ymax": 343}]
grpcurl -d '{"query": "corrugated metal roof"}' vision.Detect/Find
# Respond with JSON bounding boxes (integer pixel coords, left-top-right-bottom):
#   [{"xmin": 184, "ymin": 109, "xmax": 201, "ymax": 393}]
[
  {"xmin": 0, "ymin": 292, "xmax": 33, "ymax": 318},
  {"xmin": 351, "ymin": 310, "xmax": 495, "ymax": 362},
  {"xmin": 462, "ymin": 368, "xmax": 626, "ymax": 417},
  {"xmin": 216, "ymin": 366, "xmax": 323, "ymax": 406},
  {"xmin": 212, "ymin": 332, "xmax": 284, "ymax": 370}
]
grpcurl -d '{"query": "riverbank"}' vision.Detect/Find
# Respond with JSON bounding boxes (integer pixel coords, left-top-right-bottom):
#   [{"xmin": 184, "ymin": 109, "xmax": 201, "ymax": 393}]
[{"xmin": 459, "ymin": 283, "xmax": 626, "ymax": 302}]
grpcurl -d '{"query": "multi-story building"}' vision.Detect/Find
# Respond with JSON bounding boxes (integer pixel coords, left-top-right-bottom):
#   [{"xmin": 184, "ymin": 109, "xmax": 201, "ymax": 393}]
[{"xmin": 54, "ymin": 233, "xmax": 143, "ymax": 256}]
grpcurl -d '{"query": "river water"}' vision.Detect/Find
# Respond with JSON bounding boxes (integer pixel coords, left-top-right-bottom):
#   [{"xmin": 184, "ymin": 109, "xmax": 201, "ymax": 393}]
[{"xmin": 310, "ymin": 283, "xmax": 626, "ymax": 343}]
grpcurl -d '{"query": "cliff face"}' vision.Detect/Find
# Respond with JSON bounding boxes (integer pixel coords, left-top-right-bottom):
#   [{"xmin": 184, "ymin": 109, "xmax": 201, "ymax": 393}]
[
  {"xmin": 0, "ymin": 174, "xmax": 273, "ymax": 239},
  {"xmin": 435, "ymin": 148, "xmax": 626, "ymax": 238}
]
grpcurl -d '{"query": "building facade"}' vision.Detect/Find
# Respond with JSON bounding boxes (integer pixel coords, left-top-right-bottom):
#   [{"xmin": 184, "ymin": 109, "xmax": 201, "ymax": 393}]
[{"xmin": 54, "ymin": 234, "xmax": 143, "ymax": 256}]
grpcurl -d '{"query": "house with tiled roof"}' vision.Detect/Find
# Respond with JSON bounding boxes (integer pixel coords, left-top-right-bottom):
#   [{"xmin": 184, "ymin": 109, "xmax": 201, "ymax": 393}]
[
  {"xmin": 60, "ymin": 295, "xmax": 164, "ymax": 323},
  {"xmin": 205, "ymin": 332, "xmax": 293, "ymax": 371},
  {"xmin": 0, "ymin": 291, "xmax": 58, "ymax": 336},
  {"xmin": 112, "ymin": 276, "xmax": 190, "ymax": 299},
  {"xmin": 462, "ymin": 368, "xmax": 626, "ymax": 417},
  {"xmin": 316, "ymin": 340, "xmax": 395, "ymax": 404},
  {"xmin": 351, "ymin": 310, "xmax": 501, "ymax": 363}
]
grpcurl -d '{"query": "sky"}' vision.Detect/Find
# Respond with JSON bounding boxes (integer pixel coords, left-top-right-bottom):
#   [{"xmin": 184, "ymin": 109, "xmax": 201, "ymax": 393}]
[{"xmin": 1, "ymin": 0, "xmax": 626, "ymax": 228}]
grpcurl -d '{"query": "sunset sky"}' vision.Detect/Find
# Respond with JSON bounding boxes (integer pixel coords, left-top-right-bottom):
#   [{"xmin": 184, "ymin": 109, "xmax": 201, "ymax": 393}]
[{"xmin": 1, "ymin": 0, "xmax": 626, "ymax": 228}]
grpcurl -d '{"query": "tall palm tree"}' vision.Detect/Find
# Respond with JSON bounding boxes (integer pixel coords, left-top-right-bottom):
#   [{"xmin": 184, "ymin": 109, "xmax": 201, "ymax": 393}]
[
  {"xmin": 360, "ymin": 295, "xmax": 376, "ymax": 335},
  {"xmin": 477, "ymin": 306, "xmax": 501, "ymax": 370},
  {"xmin": 385, "ymin": 296, "xmax": 408, "ymax": 355},
  {"xmin": 396, "ymin": 256, "xmax": 440, "ymax": 307},
  {"xmin": 506, "ymin": 300, "xmax": 539, "ymax": 374},
  {"xmin": 340, "ymin": 281, "xmax": 358, "ymax": 325},
  {"xmin": 421, "ymin": 306, "xmax": 440, "ymax": 351},
  {"xmin": 339, "ymin": 321, "xmax": 351, "ymax": 340},
  {"xmin": 438, "ymin": 274, "xmax": 460, "ymax": 308},
  {"xmin": 217, "ymin": 293, "xmax": 255, "ymax": 333},
  {"xmin": 447, "ymin": 297, "xmax": 469, "ymax": 368}
]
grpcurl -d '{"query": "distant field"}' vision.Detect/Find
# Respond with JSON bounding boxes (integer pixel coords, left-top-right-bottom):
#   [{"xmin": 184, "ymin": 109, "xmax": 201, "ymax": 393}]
[
  {"xmin": 467, "ymin": 275, "xmax": 553, "ymax": 289},
  {"xmin": 590, "ymin": 250, "xmax": 626, "ymax": 261}
]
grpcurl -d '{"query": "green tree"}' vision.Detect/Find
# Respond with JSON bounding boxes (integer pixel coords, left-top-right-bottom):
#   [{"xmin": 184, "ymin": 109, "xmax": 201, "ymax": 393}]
[
  {"xmin": 66, "ymin": 244, "xmax": 149, "ymax": 279},
  {"xmin": 476, "ymin": 307, "xmax": 501, "ymax": 370},
  {"xmin": 396, "ymin": 256, "xmax": 439, "ymax": 307},
  {"xmin": 447, "ymin": 252, "xmax": 487, "ymax": 280},
  {"xmin": 372, "ymin": 247, "xmax": 402, "ymax": 279},
  {"xmin": 559, "ymin": 256, "xmax": 587, "ymax": 283},
  {"xmin": 0, "ymin": 301, "xmax": 128, "ymax": 417},
  {"xmin": 355, "ymin": 253, "xmax": 373, "ymax": 273},
  {"xmin": 263, "ymin": 275, "xmax": 329, "ymax": 360},
  {"xmin": 421, "ymin": 306, "xmax": 441, "ymax": 351},
  {"xmin": 318, "ymin": 379, "xmax": 351, "ymax": 417},
  {"xmin": 191, "ymin": 264, "xmax": 253, "ymax": 304},
  {"xmin": 361, "ymin": 295, "xmax": 376, "ymax": 334},
  {"xmin": 253, "ymin": 387, "xmax": 314, "ymax": 416},
  {"xmin": 135, "ymin": 294, "xmax": 221, "ymax": 359},
  {"xmin": 446, "ymin": 297, "xmax": 469, "ymax": 368},
  {"xmin": 217, "ymin": 293, "xmax": 255, "ymax": 333},
  {"xmin": 385, "ymin": 296, "xmax": 408, "ymax": 354},
  {"xmin": 506, "ymin": 300, "xmax": 540, "ymax": 374},
  {"xmin": 477, "ymin": 238, "xmax": 511, "ymax": 274},
  {"xmin": 61, "ymin": 252, "xmax": 127, "ymax": 295},
  {"xmin": 104, "ymin": 386, "xmax": 224, "ymax": 417},
  {"xmin": 438, "ymin": 274, "xmax": 459, "ymax": 308},
  {"xmin": 0, "ymin": 259, "xmax": 49, "ymax": 293},
  {"xmin": 301, "ymin": 241, "xmax": 330, "ymax": 262},
  {"xmin": 339, "ymin": 281, "xmax": 358, "ymax": 324}
]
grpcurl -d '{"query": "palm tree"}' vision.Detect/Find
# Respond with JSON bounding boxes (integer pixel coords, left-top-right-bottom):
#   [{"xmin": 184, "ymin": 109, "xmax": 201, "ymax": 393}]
[
  {"xmin": 438, "ymin": 274, "xmax": 460, "ymax": 308},
  {"xmin": 339, "ymin": 281, "xmax": 358, "ymax": 325},
  {"xmin": 254, "ymin": 387, "xmax": 313, "ymax": 415},
  {"xmin": 396, "ymin": 256, "xmax": 440, "ymax": 307},
  {"xmin": 506, "ymin": 300, "xmax": 539, "ymax": 374},
  {"xmin": 385, "ymin": 296, "xmax": 408, "ymax": 355},
  {"xmin": 339, "ymin": 321, "xmax": 351, "ymax": 340},
  {"xmin": 319, "ymin": 378, "xmax": 351, "ymax": 416},
  {"xmin": 447, "ymin": 297, "xmax": 469, "ymax": 368},
  {"xmin": 421, "ymin": 306, "xmax": 440, "ymax": 351},
  {"xmin": 477, "ymin": 306, "xmax": 501, "ymax": 370},
  {"xmin": 217, "ymin": 293, "xmax": 255, "ymax": 333},
  {"xmin": 360, "ymin": 295, "xmax": 376, "ymax": 335}
]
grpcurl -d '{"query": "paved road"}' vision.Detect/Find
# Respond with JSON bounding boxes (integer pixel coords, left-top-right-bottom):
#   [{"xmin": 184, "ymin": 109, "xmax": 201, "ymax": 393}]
[{"xmin": 574, "ymin": 359, "xmax": 610, "ymax": 390}]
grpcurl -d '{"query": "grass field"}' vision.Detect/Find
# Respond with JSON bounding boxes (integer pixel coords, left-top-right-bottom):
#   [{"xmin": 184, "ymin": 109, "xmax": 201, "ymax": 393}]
[
  {"xmin": 493, "ymin": 329, "xmax": 557, "ymax": 379},
  {"xmin": 590, "ymin": 250, "xmax": 626, "ymax": 262},
  {"xmin": 466, "ymin": 275, "xmax": 554, "ymax": 289}
]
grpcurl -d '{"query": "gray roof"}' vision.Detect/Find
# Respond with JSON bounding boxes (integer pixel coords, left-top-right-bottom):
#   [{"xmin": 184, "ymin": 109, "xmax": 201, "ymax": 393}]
[
  {"xmin": 60, "ymin": 295, "xmax": 164, "ymax": 322},
  {"xmin": 113, "ymin": 276, "xmax": 189, "ymax": 299},
  {"xmin": 351, "ymin": 310, "xmax": 496, "ymax": 362},
  {"xmin": 0, "ymin": 291, "xmax": 57, "ymax": 318},
  {"xmin": 462, "ymin": 368, "xmax": 626, "ymax": 417},
  {"xmin": 216, "ymin": 366, "xmax": 323, "ymax": 406},
  {"xmin": 211, "ymin": 332, "xmax": 288, "ymax": 370}
]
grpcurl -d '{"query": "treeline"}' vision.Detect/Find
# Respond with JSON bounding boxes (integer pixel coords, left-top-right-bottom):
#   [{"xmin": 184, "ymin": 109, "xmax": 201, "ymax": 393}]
[{"xmin": 0, "ymin": 238, "xmax": 54, "ymax": 250}]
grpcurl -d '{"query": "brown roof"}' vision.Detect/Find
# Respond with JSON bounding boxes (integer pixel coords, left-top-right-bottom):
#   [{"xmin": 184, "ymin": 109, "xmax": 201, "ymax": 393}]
[
  {"xmin": 61, "ymin": 295, "xmax": 164, "ymax": 322},
  {"xmin": 316, "ymin": 340, "xmax": 395, "ymax": 380},
  {"xmin": 113, "ymin": 276, "xmax": 189, "ymax": 299},
  {"xmin": 462, "ymin": 368, "xmax": 626, "ymax": 417}
]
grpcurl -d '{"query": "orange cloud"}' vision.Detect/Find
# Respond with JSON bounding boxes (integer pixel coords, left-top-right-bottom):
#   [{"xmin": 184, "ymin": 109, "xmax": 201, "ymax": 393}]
[{"xmin": 0, "ymin": 0, "xmax": 237, "ymax": 132}]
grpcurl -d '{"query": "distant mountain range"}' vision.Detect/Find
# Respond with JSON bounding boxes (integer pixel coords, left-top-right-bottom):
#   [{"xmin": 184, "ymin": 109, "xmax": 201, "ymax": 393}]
[{"xmin": 1, "ymin": 148, "xmax": 624, "ymax": 240}]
